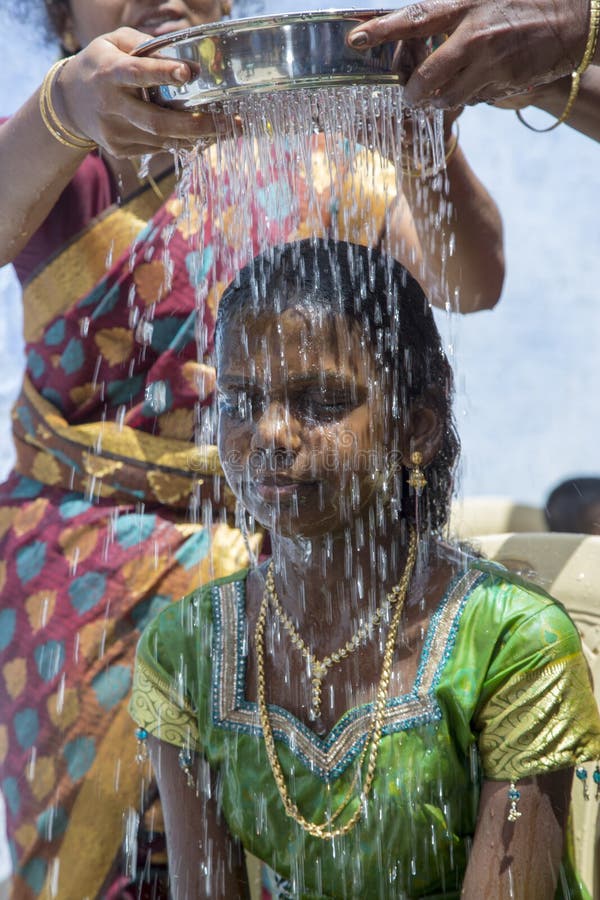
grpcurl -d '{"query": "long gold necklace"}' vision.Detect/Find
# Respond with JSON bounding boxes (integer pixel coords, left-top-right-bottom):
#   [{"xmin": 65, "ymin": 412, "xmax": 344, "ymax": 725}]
[
  {"xmin": 255, "ymin": 527, "xmax": 417, "ymax": 840},
  {"xmin": 265, "ymin": 529, "xmax": 416, "ymax": 721}
]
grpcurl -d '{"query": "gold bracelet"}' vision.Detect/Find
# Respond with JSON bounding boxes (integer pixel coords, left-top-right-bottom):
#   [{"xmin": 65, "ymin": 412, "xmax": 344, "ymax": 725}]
[
  {"xmin": 39, "ymin": 58, "xmax": 96, "ymax": 152},
  {"xmin": 517, "ymin": 0, "xmax": 600, "ymax": 133},
  {"xmin": 41, "ymin": 58, "xmax": 95, "ymax": 150},
  {"xmin": 400, "ymin": 121, "xmax": 459, "ymax": 179}
]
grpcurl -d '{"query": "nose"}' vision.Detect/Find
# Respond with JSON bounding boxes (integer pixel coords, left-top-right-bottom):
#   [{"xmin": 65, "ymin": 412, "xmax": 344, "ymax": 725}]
[{"xmin": 251, "ymin": 400, "xmax": 301, "ymax": 457}]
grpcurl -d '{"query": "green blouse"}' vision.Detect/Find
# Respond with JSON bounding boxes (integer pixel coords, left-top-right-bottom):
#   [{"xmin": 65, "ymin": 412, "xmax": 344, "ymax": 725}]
[{"xmin": 130, "ymin": 560, "xmax": 600, "ymax": 899}]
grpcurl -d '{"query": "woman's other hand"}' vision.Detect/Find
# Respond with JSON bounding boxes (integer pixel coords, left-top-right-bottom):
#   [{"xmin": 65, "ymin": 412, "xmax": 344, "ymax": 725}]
[
  {"xmin": 347, "ymin": 0, "xmax": 591, "ymax": 109},
  {"xmin": 54, "ymin": 27, "xmax": 230, "ymax": 157}
]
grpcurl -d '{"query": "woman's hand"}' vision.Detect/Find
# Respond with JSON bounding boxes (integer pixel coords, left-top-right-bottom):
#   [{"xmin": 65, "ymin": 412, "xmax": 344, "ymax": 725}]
[
  {"xmin": 55, "ymin": 27, "xmax": 230, "ymax": 157},
  {"xmin": 347, "ymin": 0, "xmax": 590, "ymax": 108},
  {"xmin": 0, "ymin": 26, "xmax": 232, "ymax": 264}
]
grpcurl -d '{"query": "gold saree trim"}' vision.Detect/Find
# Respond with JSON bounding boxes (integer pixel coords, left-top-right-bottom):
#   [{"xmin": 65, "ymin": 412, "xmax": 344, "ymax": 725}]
[
  {"xmin": 130, "ymin": 656, "xmax": 200, "ymax": 751},
  {"xmin": 476, "ymin": 652, "xmax": 600, "ymax": 779},
  {"xmin": 19, "ymin": 375, "xmax": 221, "ymax": 475},
  {"xmin": 22, "ymin": 176, "xmax": 175, "ymax": 344},
  {"xmin": 13, "ymin": 376, "xmax": 225, "ymax": 506}
]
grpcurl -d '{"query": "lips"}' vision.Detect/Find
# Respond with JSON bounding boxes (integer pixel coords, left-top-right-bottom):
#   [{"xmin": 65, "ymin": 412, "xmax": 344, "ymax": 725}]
[
  {"xmin": 257, "ymin": 474, "xmax": 299, "ymax": 487},
  {"xmin": 134, "ymin": 5, "xmax": 194, "ymax": 36},
  {"xmin": 252, "ymin": 473, "xmax": 318, "ymax": 502}
]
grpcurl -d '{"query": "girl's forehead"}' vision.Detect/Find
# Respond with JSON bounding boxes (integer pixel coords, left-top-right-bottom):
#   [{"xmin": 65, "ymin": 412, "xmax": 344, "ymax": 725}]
[
  {"xmin": 226, "ymin": 303, "xmax": 357, "ymax": 343},
  {"xmin": 218, "ymin": 305, "xmax": 375, "ymax": 381}
]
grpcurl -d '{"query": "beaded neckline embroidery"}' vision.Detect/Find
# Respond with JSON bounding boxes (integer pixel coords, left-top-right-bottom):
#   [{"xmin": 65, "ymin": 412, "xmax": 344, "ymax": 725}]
[{"xmin": 210, "ymin": 566, "xmax": 487, "ymax": 781}]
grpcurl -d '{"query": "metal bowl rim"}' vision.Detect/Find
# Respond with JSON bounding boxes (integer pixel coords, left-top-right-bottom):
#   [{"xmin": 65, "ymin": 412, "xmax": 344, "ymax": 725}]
[
  {"xmin": 133, "ymin": 8, "xmax": 395, "ymax": 56},
  {"xmin": 162, "ymin": 74, "xmax": 401, "ymax": 107}
]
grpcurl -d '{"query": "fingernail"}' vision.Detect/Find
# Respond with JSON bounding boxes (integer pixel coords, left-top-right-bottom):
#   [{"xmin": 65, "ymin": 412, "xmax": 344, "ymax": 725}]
[
  {"xmin": 348, "ymin": 31, "xmax": 368, "ymax": 48},
  {"xmin": 403, "ymin": 87, "xmax": 424, "ymax": 107},
  {"xmin": 172, "ymin": 64, "xmax": 189, "ymax": 83}
]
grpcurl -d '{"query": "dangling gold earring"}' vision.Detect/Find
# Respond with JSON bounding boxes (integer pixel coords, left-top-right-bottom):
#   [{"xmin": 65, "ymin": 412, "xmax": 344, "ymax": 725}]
[
  {"xmin": 408, "ymin": 450, "xmax": 427, "ymax": 494},
  {"xmin": 408, "ymin": 451, "xmax": 427, "ymax": 567},
  {"xmin": 60, "ymin": 28, "xmax": 80, "ymax": 56},
  {"xmin": 220, "ymin": 0, "xmax": 232, "ymax": 17}
]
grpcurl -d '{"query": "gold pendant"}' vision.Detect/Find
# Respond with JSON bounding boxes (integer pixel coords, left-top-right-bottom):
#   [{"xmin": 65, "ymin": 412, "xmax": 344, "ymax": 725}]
[{"xmin": 310, "ymin": 675, "xmax": 323, "ymax": 720}]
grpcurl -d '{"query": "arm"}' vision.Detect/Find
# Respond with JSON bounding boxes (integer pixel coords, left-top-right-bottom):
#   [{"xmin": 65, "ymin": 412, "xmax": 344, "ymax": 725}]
[
  {"xmin": 462, "ymin": 771, "xmax": 572, "ymax": 900},
  {"xmin": 346, "ymin": 0, "xmax": 592, "ymax": 108},
  {"xmin": 0, "ymin": 28, "xmax": 223, "ymax": 267},
  {"xmin": 386, "ymin": 120, "xmax": 505, "ymax": 312},
  {"xmin": 148, "ymin": 736, "xmax": 250, "ymax": 900},
  {"xmin": 520, "ymin": 65, "xmax": 600, "ymax": 143}
]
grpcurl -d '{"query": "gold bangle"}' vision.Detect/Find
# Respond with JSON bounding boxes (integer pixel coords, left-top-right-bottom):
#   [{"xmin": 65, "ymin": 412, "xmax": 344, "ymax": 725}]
[
  {"xmin": 517, "ymin": 0, "xmax": 600, "ymax": 133},
  {"xmin": 400, "ymin": 121, "xmax": 459, "ymax": 179},
  {"xmin": 39, "ymin": 58, "xmax": 96, "ymax": 152},
  {"xmin": 578, "ymin": 0, "xmax": 600, "ymax": 74},
  {"xmin": 41, "ymin": 58, "xmax": 95, "ymax": 149}
]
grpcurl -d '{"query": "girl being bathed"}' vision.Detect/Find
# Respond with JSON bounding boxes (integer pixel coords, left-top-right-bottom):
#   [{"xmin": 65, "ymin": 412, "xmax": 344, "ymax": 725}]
[{"xmin": 131, "ymin": 239, "xmax": 600, "ymax": 900}]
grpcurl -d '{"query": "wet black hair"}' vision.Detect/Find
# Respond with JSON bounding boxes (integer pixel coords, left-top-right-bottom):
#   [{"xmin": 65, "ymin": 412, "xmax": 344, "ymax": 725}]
[
  {"xmin": 215, "ymin": 238, "xmax": 460, "ymax": 533},
  {"xmin": 545, "ymin": 477, "xmax": 600, "ymax": 533}
]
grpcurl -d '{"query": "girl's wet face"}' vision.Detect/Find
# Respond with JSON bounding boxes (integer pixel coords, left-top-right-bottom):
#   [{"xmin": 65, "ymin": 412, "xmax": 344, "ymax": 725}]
[
  {"xmin": 66, "ymin": 0, "xmax": 224, "ymax": 46},
  {"xmin": 217, "ymin": 303, "xmax": 398, "ymax": 540}
]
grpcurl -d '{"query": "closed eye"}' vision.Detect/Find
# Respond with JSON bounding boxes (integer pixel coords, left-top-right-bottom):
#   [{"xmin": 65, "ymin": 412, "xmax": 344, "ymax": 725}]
[
  {"xmin": 218, "ymin": 389, "xmax": 266, "ymax": 421},
  {"xmin": 295, "ymin": 390, "xmax": 358, "ymax": 421}
]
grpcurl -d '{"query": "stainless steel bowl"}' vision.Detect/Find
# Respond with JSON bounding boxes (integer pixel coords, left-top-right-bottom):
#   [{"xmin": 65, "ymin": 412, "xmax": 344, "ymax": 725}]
[{"xmin": 134, "ymin": 9, "xmax": 399, "ymax": 110}]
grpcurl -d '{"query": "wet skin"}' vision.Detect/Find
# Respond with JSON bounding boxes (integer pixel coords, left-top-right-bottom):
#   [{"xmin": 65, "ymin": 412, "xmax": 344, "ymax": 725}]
[
  {"xmin": 216, "ymin": 297, "xmax": 456, "ymax": 735},
  {"xmin": 217, "ymin": 305, "xmax": 393, "ymax": 541}
]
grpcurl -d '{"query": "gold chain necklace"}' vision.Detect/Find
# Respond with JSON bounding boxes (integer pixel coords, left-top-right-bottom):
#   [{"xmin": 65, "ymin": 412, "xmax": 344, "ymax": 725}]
[
  {"xmin": 265, "ymin": 531, "xmax": 416, "ymax": 721},
  {"xmin": 255, "ymin": 527, "xmax": 417, "ymax": 840}
]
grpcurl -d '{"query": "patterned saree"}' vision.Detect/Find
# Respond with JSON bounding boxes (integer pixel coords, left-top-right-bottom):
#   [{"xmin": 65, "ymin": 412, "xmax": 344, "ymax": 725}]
[{"xmin": 0, "ymin": 137, "xmax": 398, "ymax": 898}]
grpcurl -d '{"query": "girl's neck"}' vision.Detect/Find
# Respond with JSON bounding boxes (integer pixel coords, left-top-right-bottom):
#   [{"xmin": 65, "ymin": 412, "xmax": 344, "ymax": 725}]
[{"xmin": 268, "ymin": 517, "xmax": 428, "ymax": 628}]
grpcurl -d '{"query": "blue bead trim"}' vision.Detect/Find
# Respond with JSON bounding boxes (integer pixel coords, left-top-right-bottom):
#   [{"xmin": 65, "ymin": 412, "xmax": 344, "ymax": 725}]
[{"xmin": 209, "ymin": 567, "xmax": 488, "ymax": 781}]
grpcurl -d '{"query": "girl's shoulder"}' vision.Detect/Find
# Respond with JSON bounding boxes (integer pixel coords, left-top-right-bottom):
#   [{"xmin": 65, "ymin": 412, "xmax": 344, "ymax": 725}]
[
  {"xmin": 463, "ymin": 555, "xmax": 575, "ymax": 629},
  {"xmin": 429, "ymin": 554, "xmax": 584, "ymax": 698},
  {"xmin": 136, "ymin": 568, "xmax": 250, "ymax": 663},
  {"xmin": 132, "ymin": 568, "xmax": 251, "ymax": 733},
  {"xmin": 453, "ymin": 557, "xmax": 584, "ymax": 692}
]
